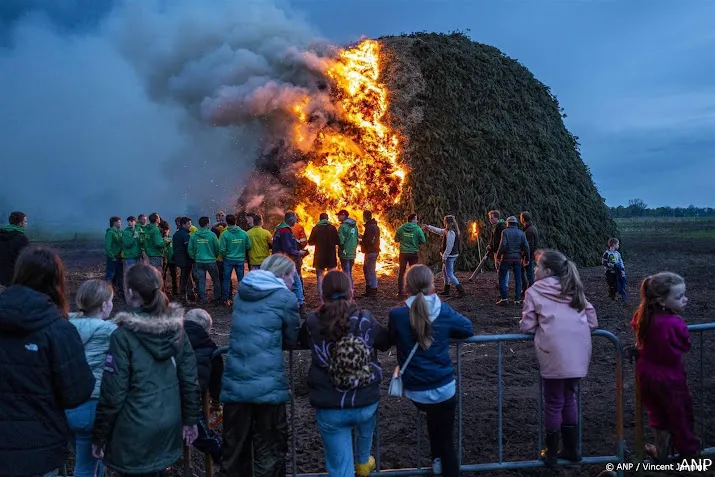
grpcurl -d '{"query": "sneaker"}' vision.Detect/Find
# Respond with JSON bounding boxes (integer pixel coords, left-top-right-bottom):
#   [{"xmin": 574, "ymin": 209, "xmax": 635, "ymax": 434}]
[
  {"xmin": 432, "ymin": 458, "xmax": 442, "ymax": 475},
  {"xmin": 355, "ymin": 456, "xmax": 376, "ymax": 477},
  {"xmin": 514, "ymin": 300, "xmax": 522, "ymax": 306},
  {"xmin": 496, "ymin": 298, "xmax": 509, "ymax": 306}
]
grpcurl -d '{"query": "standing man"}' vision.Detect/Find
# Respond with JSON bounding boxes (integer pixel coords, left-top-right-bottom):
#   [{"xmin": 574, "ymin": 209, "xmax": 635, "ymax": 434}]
[
  {"xmin": 143, "ymin": 213, "xmax": 169, "ymax": 269},
  {"xmin": 337, "ymin": 210, "xmax": 358, "ymax": 292},
  {"xmin": 394, "ymin": 213, "xmax": 426, "ymax": 297},
  {"xmin": 122, "ymin": 216, "xmax": 142, "ymax": 268},
  {"xmin": 496, "ymin": 216, "xmax": 530, "ymax": 306},
  {"xmin": 173, "ymin": 217, "xmax": 197, "ymax": 304},
  {"xmin": 246, "ymin": 213, "xmax": 272, "ymax": 270},
  {"xmin": 212, "ymin": 211, "xmax": 228, "ymax": 299},
  {"xmin": 104, "ymin": 216, "xmax": 124, "ymax": 295},
  {"xmin": 360, "ymin": 210, "xmax": 381, "ymax": 297},
  {"xmin": 520, "ymin": 211, "xmax": 539, "ymax": 295},
  {"xmin": 137, "ymin": 214, "xmax": 148, "ymax": 263},
  {"xmin": 219, "ymin": 214, "xmax": 252, "ymax": 306},
  {"xmin": 307, "ymin": 213, "xmax": 340, "ymax": 303},
  {"xmin": 273, "ymin": 211, "xmax": 308, "ymax": 316},
  {"xmin": 487, "ymin": 210, "xmax": 507, "ymax": 290},
  {"xmin": 0, "ymin": 211, "xmax": 29, "ymax": 290},
  {"xmin": 189, "ymin": 216, "xmax": 221, "ymax": 304}
]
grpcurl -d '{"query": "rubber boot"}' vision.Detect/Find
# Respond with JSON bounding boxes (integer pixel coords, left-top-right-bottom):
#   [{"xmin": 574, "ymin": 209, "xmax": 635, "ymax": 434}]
[
  {"xmin": 541, "ymin": 430, "xmax": 559, "ymax": 467},
  {"xmin": 558, "ymin": 425, "xmax": 582, "ymax": 462},
  {"xmin": 439, "ymin": 284, "xmax": 451, "ymax": 296},
  {"xmin": 455, "ymin": 284, "xmax": 466, "ymax": 298},
  {"xmin": 355, "ymin": 456, "xmax": 376, "ymax": 477},
  {"xmin": 654, "ymin": 429, "xmax": 671, "ymax": 463}
]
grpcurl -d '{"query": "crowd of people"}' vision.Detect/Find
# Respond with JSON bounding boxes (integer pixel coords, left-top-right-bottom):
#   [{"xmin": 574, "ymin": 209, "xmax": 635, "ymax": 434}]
[{"xmin": 0, "ymin": 208, "xmax": 700, "ymax": 477}]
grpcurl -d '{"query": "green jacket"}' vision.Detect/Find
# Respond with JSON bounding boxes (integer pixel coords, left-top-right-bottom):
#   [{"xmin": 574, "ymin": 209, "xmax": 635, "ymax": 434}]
[
  {"xmin": 338, "ymin": 218, "xmax": 359, "ymax": 260},
  {"xmin": 394, "ymin": 222, "xmax": 426, "ymax": 254},
  {"xmin": 143, "ymin": 224, "xmax": 166, "ymax": 258},
  {"xmin": 104, "ymin": 228, "xmax": 123, "ymax": 259},
  {"xmin": 188, "ymin": 228, "xmax": 219, "ymax": 263},
  {"xmin": 92, "ymin": 305, "xmax": 201, "ymax": 474},
  {"xmin": 219, "ymin": 226, "xmax": 252, "ymax": 262},
  {"xmin": 137, "ymin": 224, "xmax": 147, "ymax": 251},
  {"xmin": 122, "ymin": 227, "xmax": 142, "ymax": 260},
  {"xmin": 164, "ymin": 236, "xmax": 174, "ymax": 263}
]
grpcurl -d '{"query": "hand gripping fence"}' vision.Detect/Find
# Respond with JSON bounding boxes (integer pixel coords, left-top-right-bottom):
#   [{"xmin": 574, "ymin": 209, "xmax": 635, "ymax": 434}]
[{"xmin": 66, "ymin": 323, "xmax": 715, "ymax": 477}]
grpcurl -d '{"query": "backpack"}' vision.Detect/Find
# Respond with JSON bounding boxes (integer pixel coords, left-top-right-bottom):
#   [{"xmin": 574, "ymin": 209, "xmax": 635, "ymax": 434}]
[{"xmin": 328, "ymin": 318, "xmax": 373, "ymax": 390}]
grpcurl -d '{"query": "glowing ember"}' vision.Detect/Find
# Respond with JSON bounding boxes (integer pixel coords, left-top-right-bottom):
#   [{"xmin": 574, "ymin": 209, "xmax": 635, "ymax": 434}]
[{"xmin": 291, "ymin": 40, "xmax": 407, "ymax": 275}]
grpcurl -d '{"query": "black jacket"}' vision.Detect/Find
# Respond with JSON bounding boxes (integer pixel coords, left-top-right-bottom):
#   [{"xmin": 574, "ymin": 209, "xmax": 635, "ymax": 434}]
[
  {"xmin": 172, "ymin": 228, "xmax": 193, "ymax": 268},
  {"xmin": 0, "ymin": 286, "xmax": 95, "ymax": 476},
  {"xmin": 489, "ymin": 220, "xmax": 506, "ymax": 254},
  {"xmin": 497, "ymin": 225, "xmax": 530, "ymax": 262},
  {"xmin": 184, "ymin": 320, "xmax": 224, "ymax": 401},
  {"xmin": 523, "ymin": 223, "xmax": 539, "ymax": 260},
  {"xmin": 360, "ymin": 219, "xmax": 381, "ymax": 254},
  {"xmin": 0, "ymin": 227, "xmax": 29, "ymax": 286},
  {"xmin": 307, "ymin": 221, "xmax": 340, "ymax": 269}
]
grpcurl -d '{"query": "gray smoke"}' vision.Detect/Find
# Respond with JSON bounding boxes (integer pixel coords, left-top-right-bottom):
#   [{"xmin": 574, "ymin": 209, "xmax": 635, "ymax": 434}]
[{"xmin": 0, "ymin": 0, "xmax": 335, "ymax": 237}]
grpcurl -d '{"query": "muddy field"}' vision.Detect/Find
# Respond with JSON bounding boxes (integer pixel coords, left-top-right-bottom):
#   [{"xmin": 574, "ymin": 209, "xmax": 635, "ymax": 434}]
[{"xmin": 52, "ymin": 218, "xmax": 715, "ymax": 477}]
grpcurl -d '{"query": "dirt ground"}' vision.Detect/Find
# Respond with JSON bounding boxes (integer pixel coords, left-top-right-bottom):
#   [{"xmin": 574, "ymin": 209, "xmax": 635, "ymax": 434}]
[{"xmin": 51, "ymin": 220, "xmax": 715, "ymax": 477}]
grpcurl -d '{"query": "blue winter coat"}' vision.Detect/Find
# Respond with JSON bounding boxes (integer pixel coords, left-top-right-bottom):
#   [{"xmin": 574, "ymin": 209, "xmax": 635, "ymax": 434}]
[
  {"xmin": 220, "ymin": 270, "xmax": 300, "ymax": 404},
  {"xmin": 388, "ymin": 296, "xmax": 474, "ymax": 391},
  {"xmin": 69, "ymin": 315, "xmax": 117, "ymax": 399}
]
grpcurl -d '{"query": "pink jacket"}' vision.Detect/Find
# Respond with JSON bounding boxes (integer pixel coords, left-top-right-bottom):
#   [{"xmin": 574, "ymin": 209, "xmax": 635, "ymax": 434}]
[{"xmin": 520, "ymin": 277, "xmax": 599, "ymax": 379}]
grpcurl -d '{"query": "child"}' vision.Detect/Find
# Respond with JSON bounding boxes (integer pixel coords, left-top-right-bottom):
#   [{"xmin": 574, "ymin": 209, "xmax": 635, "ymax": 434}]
[
  {"xmin": 520, "ymin": 249, "xmax": 598, "ymax": 468},
  {"xmin": 388, "ymin": 264, "xmax": 474, "ymax": 477},
  {"xmin": 66, "ymin": 280, "xmax": 118, "ymax": 477},
  {"xmin": 91, "ymin": 264, "xmax": 201, "ymax": 475},
  {"xmin": 630, "ymin": 272, "xmax": 699, "ymax": 462},
  {"xmin": 184, "ymin": 308, "xmax": 224, "ymax": 466},
  {"xmin": 602, "ymin": 238, "xmax": 627, "ymax": 302}
]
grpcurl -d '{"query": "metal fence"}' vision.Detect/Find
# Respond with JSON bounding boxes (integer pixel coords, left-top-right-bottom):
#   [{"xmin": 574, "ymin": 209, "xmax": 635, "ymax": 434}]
[{"xmin": 187, "ymin": 329, "xmax": 626, "ymax": 477}]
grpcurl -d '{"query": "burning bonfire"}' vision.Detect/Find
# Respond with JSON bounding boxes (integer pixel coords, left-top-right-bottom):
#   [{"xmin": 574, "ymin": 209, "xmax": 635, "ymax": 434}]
[{"xmin": 289, "ymin": 40, "xmax": 407, "ymax": 275}]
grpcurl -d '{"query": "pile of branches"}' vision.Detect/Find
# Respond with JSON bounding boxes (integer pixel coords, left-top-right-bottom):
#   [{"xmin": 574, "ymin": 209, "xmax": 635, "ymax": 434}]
[{"xmin": 378, "ymin": 32, "xmax": 618, "ymax": 268}]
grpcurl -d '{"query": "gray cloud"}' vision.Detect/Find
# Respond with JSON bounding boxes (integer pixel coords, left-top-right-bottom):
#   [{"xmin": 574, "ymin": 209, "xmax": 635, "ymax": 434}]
[{"xmin": 0, "ymin": 0, "xmax": 335, "ymax": 234}]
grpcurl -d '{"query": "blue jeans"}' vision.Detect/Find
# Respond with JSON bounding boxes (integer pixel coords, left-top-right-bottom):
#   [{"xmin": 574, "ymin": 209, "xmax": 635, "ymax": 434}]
[
  {"xmin": 498, "ymin": 261, "xmax": 522, "ymax": 300},
  {"xmin": 315, "ymin": 402, "xmax": 378, "ymax": 477},
  {"xmin": 105, "ymin": 258, "xmax": 123, "ymax": 291},
  {"xmin": 340, "ymin": 258, "xmax": 355, "ymax": 290},
  {"xmin": 147, "ymin": 256, "xmax": 163, "ymax": 269},
  {"xmin": 125, "ymin": 258, "xmax": 137, "ymax": 267},
  {"xmin": 363, "ymin": 253, "xmax": 378, "ymax": 289},
  {"xmin": 65, "ymin": 399, "xmax": 103, "ymax": 477},
  {"xmin": 442, "ymin": 256, "xmax": 459, "ymax": 286},
  {"xmin": 316, "ymin": 268, "xmax": 337, "ymax": 302},
  {"xmin": 222, "ymin": 259, "xmax": 244, "ymax": 300},
  {"xmin": 523, "ymin": 259, "xmax": 535, "ymax": 289},
  {"xmin": 292, "ymin": 269, "xmax": 304, "ymax": 305},
  {"xmin": 194, "ymin": 262, "xmax": 220, "ymax": 301}
]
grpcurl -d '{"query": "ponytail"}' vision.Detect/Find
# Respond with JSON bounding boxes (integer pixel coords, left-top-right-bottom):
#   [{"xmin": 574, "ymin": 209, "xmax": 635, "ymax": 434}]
[
  {"xmin": 633, "ymin": 272, "xmax": 684, "ymax": 349},
  {"xmin": 318, "ymin": 271, "xmax": 353, "ymax": 342},
  {"xmin": 125, "ymin": 264, "xmax": 169, "ymax": 316},
  {"xmin": 406, "ymin": 264, "xmax": 435, "ymax": 350},
  {"xmin": 534, "ymin": 249, "xmax": 586, "ymax": 311}
]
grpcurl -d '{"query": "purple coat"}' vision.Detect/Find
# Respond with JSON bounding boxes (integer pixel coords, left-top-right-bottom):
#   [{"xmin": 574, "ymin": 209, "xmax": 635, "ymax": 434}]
[{"xmin": 632, "ymin": 311, "xmax": 690, "ymax": 385}]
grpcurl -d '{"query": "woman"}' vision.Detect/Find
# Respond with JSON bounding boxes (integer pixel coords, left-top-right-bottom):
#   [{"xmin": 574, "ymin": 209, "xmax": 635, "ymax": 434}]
[
  {"xmin": 300, "ymin": 271, "xmax": 390, "ymax": 477},
  {"xmin": 92, "ymin": 264, "xmax": 200, "ymax": 476},
  {"xmin": 423, "ymin": 215, "xmax": 465, "ymax": 298},
  {"xmin": 221, "ymin": 253, "xmax": 301, "ymax": 477},
  {"xmin": 388, "ymin": 265, "xmax": 474, "ymax": 477},
  {"xmin": 0, "ymin": 246, "xmax": 95, "ymax": 477}
]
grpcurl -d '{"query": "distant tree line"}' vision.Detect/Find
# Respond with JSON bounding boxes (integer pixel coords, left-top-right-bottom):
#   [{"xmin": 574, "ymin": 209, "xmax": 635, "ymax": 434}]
[{"xmin": 609, "ymin": 199, "xmax": 715, "ymax": 218}]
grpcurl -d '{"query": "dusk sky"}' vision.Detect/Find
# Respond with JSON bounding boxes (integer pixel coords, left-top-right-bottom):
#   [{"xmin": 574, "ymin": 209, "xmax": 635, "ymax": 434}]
[{"xmin": 1, "ymin": 0, "xmax": 713, "ymax": 224}]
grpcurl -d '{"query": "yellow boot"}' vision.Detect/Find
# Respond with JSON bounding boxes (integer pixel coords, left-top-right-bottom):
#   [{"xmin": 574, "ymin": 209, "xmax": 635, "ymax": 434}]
[{"xmin": 355, "ymin": 456, "xmax": 376, "ymax": 477}]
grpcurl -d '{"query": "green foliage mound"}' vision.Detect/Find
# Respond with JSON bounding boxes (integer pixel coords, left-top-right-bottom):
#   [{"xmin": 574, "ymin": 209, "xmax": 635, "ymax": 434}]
[{"xmin": 378, "ymin": 32, "xmax": 617, "ymax": 268}]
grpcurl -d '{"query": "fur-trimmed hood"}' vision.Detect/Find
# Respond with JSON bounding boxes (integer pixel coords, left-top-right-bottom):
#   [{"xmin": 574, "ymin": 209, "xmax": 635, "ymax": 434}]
[{"xmin": 112, "ymin": 303, "xmax": 186, "ymax": 360}]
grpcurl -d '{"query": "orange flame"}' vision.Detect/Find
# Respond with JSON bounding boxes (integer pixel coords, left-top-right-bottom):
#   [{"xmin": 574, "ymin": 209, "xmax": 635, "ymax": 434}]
[{"xmin": 291, "ymin": 40, "xmax": 407, "ymax": 275}]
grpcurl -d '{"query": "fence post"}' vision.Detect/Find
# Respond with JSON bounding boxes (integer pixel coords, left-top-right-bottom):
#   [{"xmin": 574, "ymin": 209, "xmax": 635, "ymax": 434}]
[{"xmin": 203, "ymin": 391, "xmax": 213, "ymax": 477}]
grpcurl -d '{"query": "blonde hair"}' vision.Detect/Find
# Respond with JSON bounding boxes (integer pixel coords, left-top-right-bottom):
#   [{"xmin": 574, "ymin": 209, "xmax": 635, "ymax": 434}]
[
  {"xmin": 261, "ymin": 253, "xmax": 296, "ymax": 278},
  {"xmin": 185, "ymin": 308, "xmax": 213, "ymax": 332},
  {"xmin": 535, "ymin": 249, "xmax": 586, "ymax": 311},
  {"xmin": 406, "ymin": 264, "xmax": 435, "ymax": 350},
  {"xmin": 444, "ymin": 215, "xmax": 460, "ymax": 236},
  {"xmin": 75, "ymin": 279, "xmax": 113, "ymax": 316},
  {"xmin": 633, "ymin": 272, "xmax": 685, "ymax": 349}
]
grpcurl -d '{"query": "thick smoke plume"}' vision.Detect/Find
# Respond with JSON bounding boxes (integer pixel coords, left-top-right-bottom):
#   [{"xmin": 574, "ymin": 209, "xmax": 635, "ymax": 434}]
[{"xmin": 0, "ymin": 0, "xmax": 336, "ymax": 236}]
